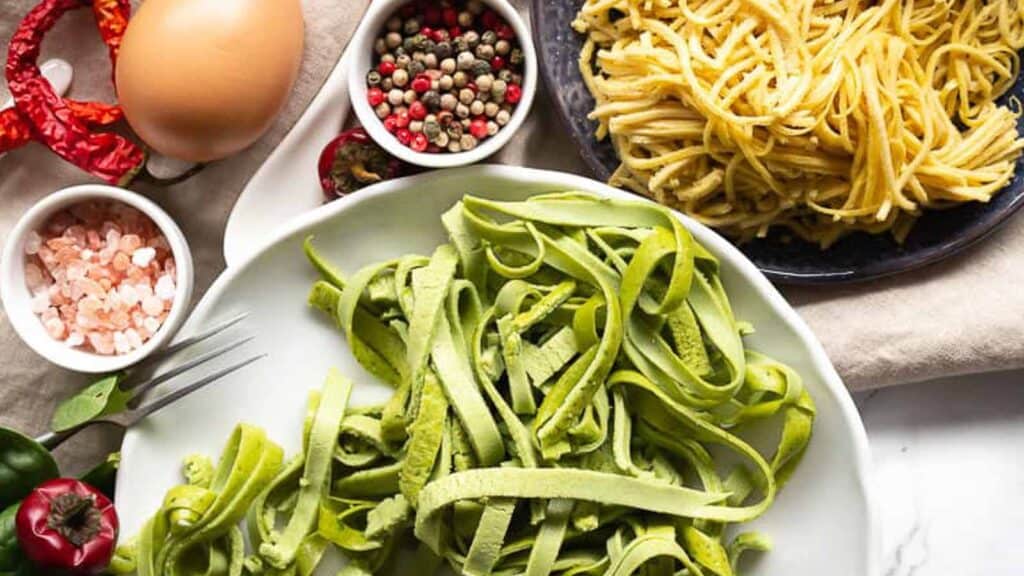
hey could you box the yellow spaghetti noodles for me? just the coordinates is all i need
[573,0,1024,246]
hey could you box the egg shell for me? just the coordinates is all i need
[115,0,304,163]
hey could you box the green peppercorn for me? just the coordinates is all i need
[403,37,417,52]
[423,39,437,54]
[471,59,492,77]
[434,41,452,59]
[423,90,441,109]
[497,69,513,83]
[481,31,498,46]
[396,55,411,70]
[495,40,511,56]
[424,119,442,140]
[366,70,383,86]
[394,46,407,57]
[412,33,428,52]
[408,60,426,76]
[452,36,469,53]
[403,19,420,35]
[510,48,524,66]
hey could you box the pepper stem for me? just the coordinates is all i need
[48,493,102,548]
[350,162,382,184]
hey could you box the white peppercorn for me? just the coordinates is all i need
[476,74,494,93]
[495,109,511,126]
[481,31,498,46]
[439,74,454,91]
[453,71,469,88]
[460,134,478,150]
[388,89,404,106]
[495,40,511,56]
[381,78,393,91]
[392,68,409,87]
[461,118,471,129]
[396,54,411,69]
[435,131,450,147]
[403,89,417,104]
[386,32,402,49]
[475,44,495,60]
[458,88,475,105]
[381,53,396,64]
[486,121,499,136]
[484,102,499,117]
[440,93,458,111]
[464,30,480,48]
[455,102,470,118]
[470,100,485,116]
[492,79,507,99]
[458,11,473,26]
[412,51,425,62]
[440,58,456,74]
[374,102,391,119]
[448,141,462,153]
[456,51,475,71]
[409,120,424,133]
[424,53,438,69]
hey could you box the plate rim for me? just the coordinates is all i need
[120,164,880,574]
[529,0,1024,286]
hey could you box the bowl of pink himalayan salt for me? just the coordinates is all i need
[1,185,194,373]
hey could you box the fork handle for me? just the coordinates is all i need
[35,424,87,450]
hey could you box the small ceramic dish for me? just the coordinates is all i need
[1,185,194,373]
[347,0,537,168]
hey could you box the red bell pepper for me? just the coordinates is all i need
[15,478,118,575]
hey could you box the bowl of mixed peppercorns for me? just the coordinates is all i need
[348,0,536,167]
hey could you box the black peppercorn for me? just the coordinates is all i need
[434,41,452,59]
[423,39,437,54]
[408,60,426,76]
[481,31,498,46]
[510,48,524,66]
[366,70,382,86]
[422,90,441,109]
[471,59,492,77]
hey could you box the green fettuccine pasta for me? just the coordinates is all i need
[301,192,816,575]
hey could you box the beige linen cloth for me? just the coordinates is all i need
[1,0,1022,471]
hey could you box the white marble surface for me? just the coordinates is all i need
[856,370,1024,576]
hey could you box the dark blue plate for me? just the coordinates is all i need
[531,0,1024,285]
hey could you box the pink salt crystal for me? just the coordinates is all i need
[88,332,115,355]
[105,228,121,248]
[24,231,42,255]
[66,260,86,280]
[40,307,58,322]
[64,225,87,247]
[164,258,176,277]
[111,309,131,330]
[136,283,153,299]
[25,262,44,288]
[142,295,163,317]
[148,236,169,251]
[119,284,139,307]
[58,303,76,320]
[119,234,142,253]
[132,247,156,268]
[113,331,131,354]
[44,317,65,339]
[66,331,85,347]
[87,229,102,250]
[30,292,50,314]
[154,275,175,301]
[112,252,130,272]
[55,247,78,263]
[48,285,67,307]
[125,328,143,350]
[81,249,94,261]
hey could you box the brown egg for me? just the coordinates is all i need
[115,0,304,163]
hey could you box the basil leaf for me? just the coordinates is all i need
[0,503,23,572]
[0,427,58,509]
[50,373,130,433]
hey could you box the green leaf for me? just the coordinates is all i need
[80,452,121,500]
[50,373,130,433]
[0,427,59,509]
[0,503,24,572]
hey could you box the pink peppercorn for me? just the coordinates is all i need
[491,56,505,71]
[424,6,441,25]
[395,109,411,128]
[470,118,488,139]
[383,115,399,133]
[506,83,523,104]
[396,128,412,145]
[409,101,428,120]
[379,60,396,76]
[482,10,498,28]
[496,24,515,40]
[442,7,458,27]
[367,87,385,106]
[410,132,429,152]
[411,75,432,93]
[448,26,462,39]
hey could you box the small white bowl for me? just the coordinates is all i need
[348,0,537,168]
[1,185,194,373]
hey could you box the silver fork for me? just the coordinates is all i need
[35,313,264,450]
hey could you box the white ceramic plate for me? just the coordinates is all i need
[117,165,879,575]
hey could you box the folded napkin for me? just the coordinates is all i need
[2,0,1022,472]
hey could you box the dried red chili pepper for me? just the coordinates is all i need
[5,0,145,185]
[318,127,407,200]
[15,478,118,575]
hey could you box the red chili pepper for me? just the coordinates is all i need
[4,0,145,185]
[317,127,405,200]
[15,479,118,575]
